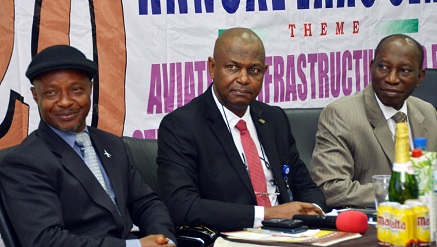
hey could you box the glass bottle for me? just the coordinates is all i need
[388,122,419,204]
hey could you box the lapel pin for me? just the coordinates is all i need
[259,119,265,124]
[104,150,112,158]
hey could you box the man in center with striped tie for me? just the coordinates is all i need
[157,27,328,232]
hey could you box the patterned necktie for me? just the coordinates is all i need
[235,120,271,207]
[75,132,109,194]
[392,112,407,123]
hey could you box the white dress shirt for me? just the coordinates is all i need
[375,93,414,149]
[211,86,278,228]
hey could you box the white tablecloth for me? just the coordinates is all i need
[214,237,284,247]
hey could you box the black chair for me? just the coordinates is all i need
[0,145,20,247]
[285,108,323,169]
[122,137,218,247]
[411,68,437,109]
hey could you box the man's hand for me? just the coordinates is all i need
[139,234,176,247]
[264,202,324,219]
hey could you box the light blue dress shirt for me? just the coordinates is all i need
[50,126,142,247]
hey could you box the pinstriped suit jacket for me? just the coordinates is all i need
[310,85,437,209]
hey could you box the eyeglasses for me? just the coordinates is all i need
[255,191,280,197]
[259,156,271,170]
[241,154,281,197]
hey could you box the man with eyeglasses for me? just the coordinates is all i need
[157,27,328,232]
[310,34,437,210]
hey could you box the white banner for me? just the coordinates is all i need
[0,0,436,146]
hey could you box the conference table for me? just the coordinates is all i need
[214,226,437,247]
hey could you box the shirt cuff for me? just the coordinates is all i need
[253,205,265,228]
[126,238,175,246]
[312,203,324,213]
[253,204,323,229]
[126,239,141,247]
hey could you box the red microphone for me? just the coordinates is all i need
[292,210,368,234]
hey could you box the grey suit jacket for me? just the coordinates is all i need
[0,121,176,247]
[310,85,437,209]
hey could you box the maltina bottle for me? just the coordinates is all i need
[388,122,419,203]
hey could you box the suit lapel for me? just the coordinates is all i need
[364,86,395,163]
[88,130,125,223]
[250,104,289,203]
[203,87,256,202]
[407,100,428,140]
[37,122,122,223]
[61,149,120,216]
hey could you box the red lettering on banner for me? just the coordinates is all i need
[287,21,360,38]
[304,23,312,36]
[288,24,296,37]
[335,22,345,35]
[353,21,360,33]
[321,22,327,36]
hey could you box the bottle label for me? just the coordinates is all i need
[433,170,437,193]
[393,162,415,175]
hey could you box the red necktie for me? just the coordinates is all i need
[235,120,271,207]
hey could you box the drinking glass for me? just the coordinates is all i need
[372,175,391,209]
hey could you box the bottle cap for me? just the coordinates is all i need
[411,148,423,157]
[413,137,427,150]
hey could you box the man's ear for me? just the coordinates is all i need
[369,60,374,70]
[208,56,215,80]
[416,69,426,88]
[31,87,38,103]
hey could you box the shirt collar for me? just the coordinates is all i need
[212,85,252,131]
[49,125,89,149]
[374,93,408,121]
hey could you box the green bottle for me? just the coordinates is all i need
[388,122,419,203]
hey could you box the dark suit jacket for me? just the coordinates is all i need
[0,121,176,247]
[157,86,328,232]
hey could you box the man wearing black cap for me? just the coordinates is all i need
[0,45,176,247]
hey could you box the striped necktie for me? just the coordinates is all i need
[392,112,407,123]
[75,132,109,194]
[235,120,271,207]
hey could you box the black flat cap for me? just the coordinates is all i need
[25,45,98,84]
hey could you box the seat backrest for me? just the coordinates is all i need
[122,137,216,247]
[0,145,21,247]
[122,137,159,192]
[411,68,437,109]
[122,108,323,178]
[284,108,323,169]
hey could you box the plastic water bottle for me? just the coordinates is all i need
[413,137,427,151]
